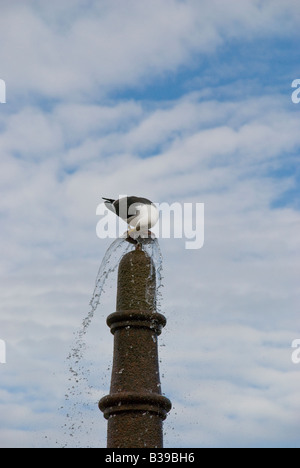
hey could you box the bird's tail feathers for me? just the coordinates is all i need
[102,197,115,204]
[103,197,117,214]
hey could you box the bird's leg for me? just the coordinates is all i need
[127,227,137,237]
[126,227,154,243]
[124,228,138,245]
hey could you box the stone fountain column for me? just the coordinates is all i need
[99,248,171,448]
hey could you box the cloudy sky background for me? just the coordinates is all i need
[0,0,300,448]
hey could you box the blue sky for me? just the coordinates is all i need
[0,0,300,448]
[112,35,300,102]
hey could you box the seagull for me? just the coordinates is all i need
[102,196,159,240]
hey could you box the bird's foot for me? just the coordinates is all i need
[124,232,138,245]
[124,229,155,247]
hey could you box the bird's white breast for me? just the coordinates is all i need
[129,204,159,230]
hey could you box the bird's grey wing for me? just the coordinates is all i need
[127,196,152,206]
[107,196,152,222]
[112,198,130,221]
[115,197,142,222]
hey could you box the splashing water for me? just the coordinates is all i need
[60,234,163,448]
[139,236,164,312]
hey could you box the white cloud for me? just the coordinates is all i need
[0,1,299,99]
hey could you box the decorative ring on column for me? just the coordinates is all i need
[99,392,172,420]
[107,310,167,335]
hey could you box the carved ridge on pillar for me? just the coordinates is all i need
[99,391,172,420]
[107,309,166,335]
